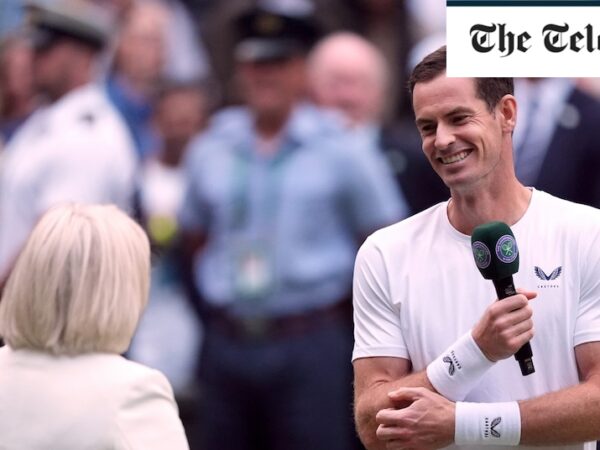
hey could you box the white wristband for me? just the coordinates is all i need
[455,401,521,446]
[426,332,495,401]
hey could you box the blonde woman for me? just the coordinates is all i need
[0,203,189,449]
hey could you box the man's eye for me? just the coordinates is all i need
[453,115,468,124]
[421,125,435,135]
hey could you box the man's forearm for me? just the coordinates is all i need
[359,377,600,449]
[519,376,600,445]
[355,370,434,450]
[518,341,600,445]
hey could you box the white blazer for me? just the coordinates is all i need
[0,346,189,450]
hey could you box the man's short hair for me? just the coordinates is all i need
[0,204,150,355]
[408,45,514,111]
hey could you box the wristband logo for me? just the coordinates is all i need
[472,241,491,269]
[443,356,456,375]
[491,417,502,438]
[443,350,463,376]
[496,235,518,264]
[484,416,502,439]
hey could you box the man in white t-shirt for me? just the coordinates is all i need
[352,45,600,450]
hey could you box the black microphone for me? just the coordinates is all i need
[471,221,535,376]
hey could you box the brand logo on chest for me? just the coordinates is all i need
[534,266,562,289]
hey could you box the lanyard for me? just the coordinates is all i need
[228,144,290,304]
[230,145,288,234]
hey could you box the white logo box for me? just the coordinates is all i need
[447,0,600,77]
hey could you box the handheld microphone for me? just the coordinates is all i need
[471,221,535,376]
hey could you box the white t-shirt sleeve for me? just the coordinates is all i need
[574,225,600,346]
[352,236,409,361]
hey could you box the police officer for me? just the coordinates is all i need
[179,5,404,450]
[0,0,136,280]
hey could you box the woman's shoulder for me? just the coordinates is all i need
[0,348,167,390]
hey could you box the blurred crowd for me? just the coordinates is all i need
[2,0,600,449]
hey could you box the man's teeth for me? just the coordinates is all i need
[441,151,469,164]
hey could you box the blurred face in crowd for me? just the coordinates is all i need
[0,39,34,109]
[156,87,206,159]
[115,3,166,90]
[412,74,516,193]
[309,33,386,127]
[33,40,79,102]
[237,55,306,120]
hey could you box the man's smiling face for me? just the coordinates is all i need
[413,74,508,192]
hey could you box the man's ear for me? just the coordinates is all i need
[498,94,517,133]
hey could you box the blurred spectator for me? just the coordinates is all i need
[0,203,189,450]
[179,5,403,450]
[308,31,447,215]
[160,0,211,83]
[128,79,209,446]
[354,0,411,120]
[308,31,388,129]
[0,33,36,144]
[0,0,136,282]
[106,1,168,161]
[141,80,209,239]
[197,0,410,117]
[513,77,600,208]
[105,0,212,161]
[129,81,209,385]
[197,0,316,107]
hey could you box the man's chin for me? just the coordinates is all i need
[34,85,61,103]
[437,170,473,191]
[251,102,291,117]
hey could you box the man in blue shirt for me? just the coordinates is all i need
[179,6,406,450]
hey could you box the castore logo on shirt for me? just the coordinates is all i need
[534,266,562,289]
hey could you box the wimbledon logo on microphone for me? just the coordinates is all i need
[495,234,518,263]
[446,0,600,77]
[472,241,492,269]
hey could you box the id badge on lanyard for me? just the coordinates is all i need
[233,239,274,301]
[229,150,284,303]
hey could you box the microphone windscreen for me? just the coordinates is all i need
[471,221,519,280]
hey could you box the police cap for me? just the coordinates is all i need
[234,6,320,62]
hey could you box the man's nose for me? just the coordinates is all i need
[434,123,455,150]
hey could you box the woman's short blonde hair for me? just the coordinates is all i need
[0,203,150,355]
